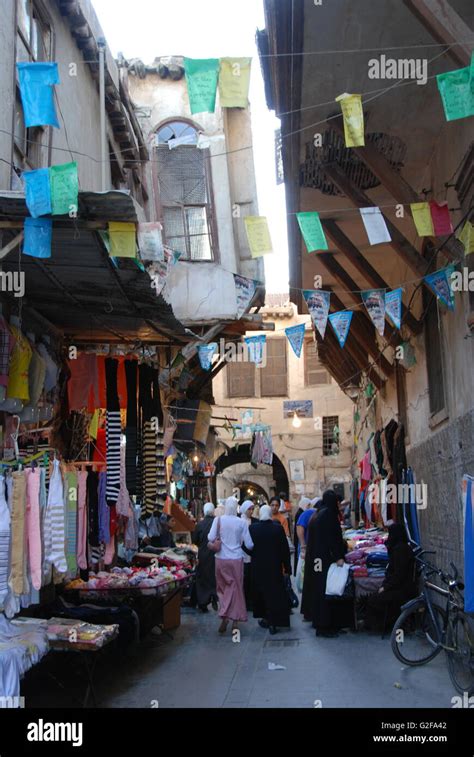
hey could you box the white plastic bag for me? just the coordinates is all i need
[296,554,305,593]
[325,562,350,596]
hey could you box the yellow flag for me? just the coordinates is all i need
[335,93,365,147]
[219,58,252,108]
[244,216,273,257]
[108,222,137,258]
[457,221,474,255]
[89,409,99,440]
[410,202,434,237]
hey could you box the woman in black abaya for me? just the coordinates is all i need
[301,489,346,637]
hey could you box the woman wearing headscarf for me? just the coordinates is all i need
[240,500,257,610]
[364,523,417,630]
[301,489,346,638]
[293,496,311,574]
[192,503,218,613]
[207,496,253,634]
[249,505,291,634]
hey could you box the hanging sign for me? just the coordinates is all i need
[150,248,176,295]
[328,310,353,348]
[50,162,78,216]
[108,222,137,258]
[23,168,51,218]
[233,274,257,318]
[385,288,403,330]
[436,59,474,122]
[302,289,330,338]
[410,202,434,237]
[16,62,60,128]
[361,289,386,336]
[457,221,474,255]
[23,217,52,259]
[184,58,219,114]
[424,266,455,311]
[197,342,218,370]
[296,212,328,252]
[244,334,266,364]
[219,58,252,108]
[335,93,365,147]
[429,201,453,236]
[359,207,391,245]
[137,222,164,262]
[285,323,305,358]
[244,216,273,257]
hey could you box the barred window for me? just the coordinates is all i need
[323,416,339,456]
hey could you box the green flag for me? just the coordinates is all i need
[296,212,328,252]
[50,161,78,215]
[436,57,474,122]
[184,58,219,114]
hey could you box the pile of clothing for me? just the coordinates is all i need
[0,615,49,697]
[344,528,388,579]
[65,564,188,592]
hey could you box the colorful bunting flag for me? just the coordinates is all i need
[233,274,257,318]
[285,323,306,358]
[108,222,137,258]
[302,289,330,338]
[23,168,51,218]
[385,288,403,330]
[436,58,474,122]
[137,222,164,262]
[457,221,474,255]
[50,162,78,216]
[410,202,434,237]
[244,216,273,257]
[359,207,391,245]
[429,201,453,236]
[219,58,252,108]
[198,342,218,370]
[335,93,365,147]
[424,266,455,311]
[244,334,266,364]
[328,310,353,348]
[23,217,52,259]
[16,62,60,128]
[296,212,328,252]
[184,58,219,114]
[361,289,386,336]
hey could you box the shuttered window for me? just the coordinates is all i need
[260,337,287,397]
[304,339,330,385]
[227,361,256,398]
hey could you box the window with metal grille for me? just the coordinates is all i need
[322,416,340,456]
[304,339,330,385]
[155,124,215,261]
[226,360,256,398]
[260,337,287,397]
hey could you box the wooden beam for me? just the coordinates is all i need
[323,162,429,277]
[0,232,23,260]
[329,117,464,263]
[322,219,423,334]
[403,0,473,68]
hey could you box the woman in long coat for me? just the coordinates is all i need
[249,505,291,634]
[192,502,217,612]
[301,489,346,637]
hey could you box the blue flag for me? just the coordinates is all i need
[328,310,353,348]
[285,323,305,357]
[23,168,52,218]
[385,288,403,330]
[244,334,266,364]
[198,343,218,370]
[23,217,52,258]
[424,267,455,311]
[17,62,60,128]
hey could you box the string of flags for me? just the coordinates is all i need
[183,57,252,113]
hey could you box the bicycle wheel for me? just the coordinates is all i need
[391,601,445,666]
[446,612,474,695]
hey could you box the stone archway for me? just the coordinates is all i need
[213,444,290,502]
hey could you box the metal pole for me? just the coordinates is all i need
[97,38,107,192]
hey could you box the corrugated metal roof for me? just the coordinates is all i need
[0,189,142,223]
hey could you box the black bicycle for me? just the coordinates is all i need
[391,548,474,695]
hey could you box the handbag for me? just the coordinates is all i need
[325,562,350,596]
[208,517,222,553]
[284,574,299,608]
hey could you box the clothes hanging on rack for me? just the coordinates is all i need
[105,358,121,506]
[124,359,138,495]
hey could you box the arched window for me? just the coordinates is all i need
[155,121,215,261]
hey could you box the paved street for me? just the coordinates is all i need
[99,605,455,709]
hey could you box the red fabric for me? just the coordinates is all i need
[429,201,453,236]
[68,354,98,411]
[92,427,106,463]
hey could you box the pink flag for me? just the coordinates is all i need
[429,201,453,236]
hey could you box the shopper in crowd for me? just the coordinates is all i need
[192,502,218,613]
[207,496,253,634]
[301,489,346,638]
[270,496,290,538]
[155,514,176,548]
[214,503,225,517]
[363,523,417,631]
[292,496,311,573]
[249,505,291,634]
[240,500,258,610]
